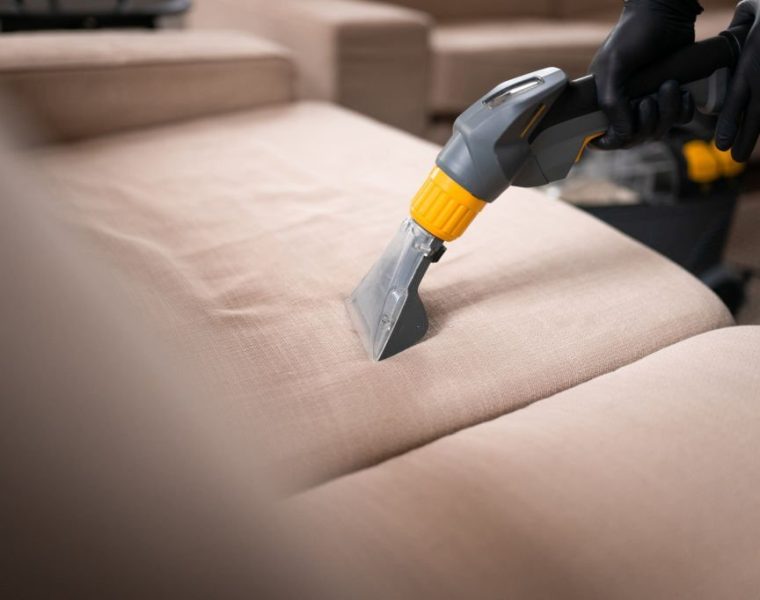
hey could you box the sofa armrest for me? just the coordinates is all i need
[0,30,294,141]
[190,0,432,135]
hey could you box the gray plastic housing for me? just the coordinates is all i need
[513,68,732,188]
[512,110,607,188]
[437,65,731,196]
[436,67,568,202]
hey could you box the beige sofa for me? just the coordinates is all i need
[2,30,759,598]
[189,0,432,134]
[190,0,738,135]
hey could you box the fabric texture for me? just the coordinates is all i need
[374,0,553,20]
[185,0,737,129]
[694,8,741,39]
[0,30,293,141]
[430,20,612,113]
[569,6,735,35]
[0,129,317,600]
[292,326,760,600]
[190,0,431,134]
[551,0,733,20]
[429,4,735,115]
[553,0,621,19]
[34,102,731,492]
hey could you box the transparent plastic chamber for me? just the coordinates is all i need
[346,219,442,361]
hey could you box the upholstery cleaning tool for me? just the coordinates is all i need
[347,28,747,361]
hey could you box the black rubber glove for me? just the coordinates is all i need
[716,0,760,162]
[589,0,702,149]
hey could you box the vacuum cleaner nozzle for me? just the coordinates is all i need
[346,36,744,360]
[346,218,444,361]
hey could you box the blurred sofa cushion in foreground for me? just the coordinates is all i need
[1,29,758,598]
[0,134,311,600]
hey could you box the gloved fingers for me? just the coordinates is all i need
[593,79,637,150]
[633,96,659,143]
[588,0,698,152]
[624,82,694,147]
[724,2,760,162]
[594,103,636,149]
[676,90,695,125]
[716,13,760,156]
[731,105,760,162]
[715,74,750,152]
[591,53,637,150]
[652,80,683,139]
[594,105,636,149]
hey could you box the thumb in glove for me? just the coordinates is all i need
[715,0,760,162]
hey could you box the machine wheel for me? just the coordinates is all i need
[700,265,749,315]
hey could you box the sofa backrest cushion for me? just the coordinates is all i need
[379,0,553,20]
[0,30,294,141]
[556,0,738,20]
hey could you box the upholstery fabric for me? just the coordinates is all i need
[0,133,315,600]
[694,9,738,40]
[578,8,737,37]
[430,20,612,113]
[551,0,733,20]
[190,0,431,134]
[186,0,740,130]
[35,102,731,492]
[429,8,736,115]
[374,0,553,20]
[0,31,293,141]
[292,326,760,600]
[553,0,620,19]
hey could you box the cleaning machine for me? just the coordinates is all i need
[347,25,749,361]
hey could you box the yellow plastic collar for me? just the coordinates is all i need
[410,167,487,242]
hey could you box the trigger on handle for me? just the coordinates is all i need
[575,131,605,163]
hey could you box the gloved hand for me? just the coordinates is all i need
[589,0,702,149]
[716,0,760,162]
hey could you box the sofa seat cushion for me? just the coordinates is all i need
[292,326,760,599]
[430,20,612,114]
[35,102,730,492]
